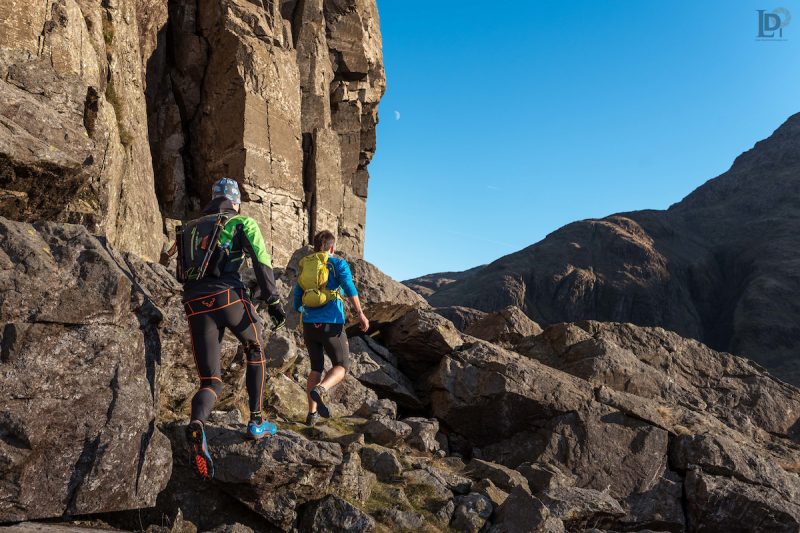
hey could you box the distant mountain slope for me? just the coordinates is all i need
[405,113,800,385]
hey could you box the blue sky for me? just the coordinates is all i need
[363,0,800,281]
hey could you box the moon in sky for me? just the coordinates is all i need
[394,110,401,120]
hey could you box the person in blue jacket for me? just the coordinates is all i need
[293,230,369,426]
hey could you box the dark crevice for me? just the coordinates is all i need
[666,432,691,532]
[64,436,102,517]
[135,419,156,495]
[146,0,212,220]
[302,132,316,243]
[83,86,99,137]
[1,323,18,363]
[105,364,121,424]
[289,0,304,47]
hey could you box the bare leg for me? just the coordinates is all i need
[307,370,322,413]
[320,365,346,391]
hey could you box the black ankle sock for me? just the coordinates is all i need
[250,412,263,424]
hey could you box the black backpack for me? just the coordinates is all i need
[175,214,229,282]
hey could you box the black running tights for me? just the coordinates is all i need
[184,288,265,423]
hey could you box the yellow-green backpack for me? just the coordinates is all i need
[298,252,341,308]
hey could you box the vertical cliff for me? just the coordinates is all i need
[0,0,385,264]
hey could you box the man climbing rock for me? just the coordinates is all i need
[177,178,286,479]
[294,230,370,426]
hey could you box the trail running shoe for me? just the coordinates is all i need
[305,411,320,427]
[186,421,214,479]
[247,419,277,440]
[309,385,330,418]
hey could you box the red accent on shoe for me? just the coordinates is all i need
[193,446,209,478]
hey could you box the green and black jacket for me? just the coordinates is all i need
[182,197,278,302]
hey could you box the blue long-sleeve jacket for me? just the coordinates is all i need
[293,255,358,324]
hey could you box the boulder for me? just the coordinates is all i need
[403,469,456,523]
[473,478,509,508]
[359,445,403,482]
[517,462,575,493]
[422,464,473,495]
[402,457,473,495]
[539,487,625,527]
[429,340,594,445]
[434,306,487,331]
[450,493,493,533]
[685,469,800,533]
[354,397,398,420]
[328,374,381,417]
[374,508,426,530]
[483,405,675,519]
[670,433,800,497]
[332,452,376,504]
[266,373,309,422]
[403,417,441,453]
[361,416,412,447]
[299,495,375,532]
[464,305,543,345]
[464,459,530,494]
[372,305,463,378]
[490,486,565,533]
[204,426,343,530]
[265,330,299,374]
[0,219,171,522]
[670,433,800,531]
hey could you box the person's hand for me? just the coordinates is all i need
[357,312,369,332]
[266,299,286,331]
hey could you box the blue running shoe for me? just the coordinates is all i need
[186,421,214,479]
[247,419,277,440]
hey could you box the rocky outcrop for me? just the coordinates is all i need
[0,0,164,261]
[206,427,343,529]
[0,0,385,266]
[148,0,385,264]
[464,305,542,345]
[0,218,171,521]
[406,113,800,386]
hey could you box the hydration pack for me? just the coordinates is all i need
[175,214,230,283]
[297,252,341,308]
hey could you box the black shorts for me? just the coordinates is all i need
[303,323,350,373]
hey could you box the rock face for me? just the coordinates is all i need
[406,113,800,385]
[147,0,385,263]
[0,218,171,521]
[0,0,164,261]
[0,0,385,265]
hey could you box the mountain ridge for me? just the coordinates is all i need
[406,112,800,385]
